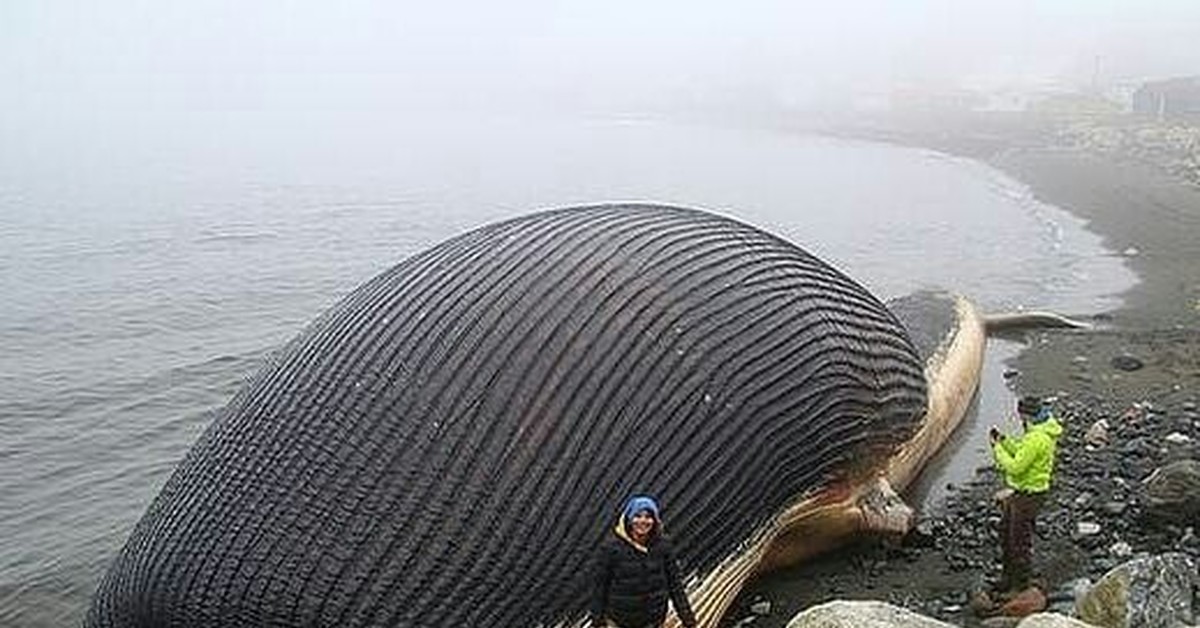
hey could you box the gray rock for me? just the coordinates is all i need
[1143,460,1200,522]
[785,600,955,627]
[1014,613,1094,627]
[1122,438,1147,456]
[1076,552,1198,628]
[1109,541,1133,558]
[1045,599,1077,618]
[1165,432,1191,445]
[1103,501,1128,516]
[1111,354,1145,371]
[1070,577,1093,603]
[1086,420,1111,447]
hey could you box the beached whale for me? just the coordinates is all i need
[86,204,986,628]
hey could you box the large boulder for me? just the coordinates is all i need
[1015,613,1096,627]
[1076,553,1198,627]
[1142,459,1200,523]
[785,601,954,627]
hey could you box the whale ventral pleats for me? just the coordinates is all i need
[87,204,928,628]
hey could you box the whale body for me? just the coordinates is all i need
[87,204,973,628]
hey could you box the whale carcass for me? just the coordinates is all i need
[87,204,986,627]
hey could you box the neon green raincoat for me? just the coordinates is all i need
[992,416,1063,493]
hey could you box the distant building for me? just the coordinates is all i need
[1133,77,1200,120]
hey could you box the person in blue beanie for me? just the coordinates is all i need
[590,495,697,628]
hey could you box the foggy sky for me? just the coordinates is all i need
[3,1,1199,129]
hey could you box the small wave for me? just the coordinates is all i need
[195,230,280,244]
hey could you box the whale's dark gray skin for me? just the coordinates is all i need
[87,204,928,628]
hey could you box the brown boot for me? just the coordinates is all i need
[999,586,1047,617]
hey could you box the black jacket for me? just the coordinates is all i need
[590,533,697,628]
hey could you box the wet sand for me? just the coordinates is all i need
[995,148,1200,329]
[724,123,1200,626]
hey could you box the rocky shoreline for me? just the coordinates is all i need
[722,114,1200,627]
[723,339,1200,627]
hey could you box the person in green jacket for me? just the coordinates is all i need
[989,395,1063,593]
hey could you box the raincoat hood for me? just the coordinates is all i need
[1031,416,1063,437]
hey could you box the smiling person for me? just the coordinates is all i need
[590,495,698,628]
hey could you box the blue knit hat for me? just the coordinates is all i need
[622,495,660,523]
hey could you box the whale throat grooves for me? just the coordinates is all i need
[87,204,927,627]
